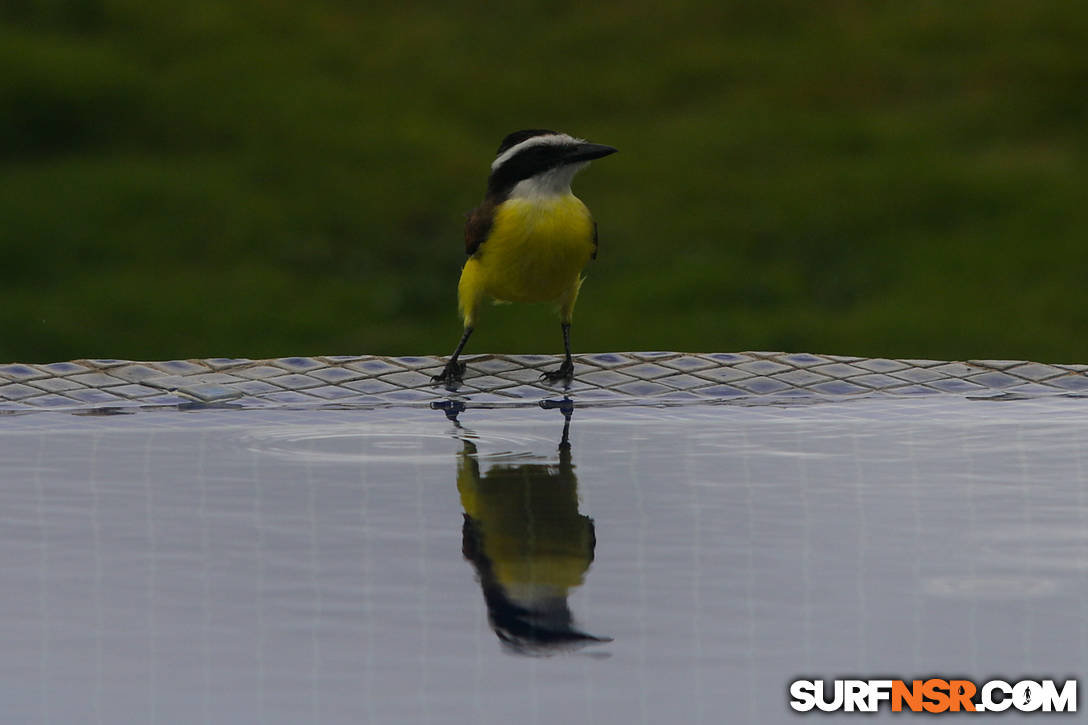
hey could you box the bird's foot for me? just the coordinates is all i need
[540,359,574,383]
[432,360,466,387]
[430,399,466,423]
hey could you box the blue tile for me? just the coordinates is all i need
[622,363,675,380]
[153,360,208,374]
[109,384,161,398]
[778,353,828,367]
[696,367,753,384]
[230,396,278,408]
[1051,375,1088,391]
[0,364,45,381]
[810,380,869,396]
[230,380,284,395]
[38,362,91,376]
[1006,363,1065,381]
[274,356,325,372]
[112,364,168,383]
[705,353,753,363]
[0,383,42,400]
[346,359,405,374]
[736,360,792,376]
[967,359,1027,370]
[237,365,288,380]
[734,376,792,394]
[811,363,867,378]
[581,370,638,387]
[65,389,124,404]
[392,356,441,369]
[462,375,516,392]
[851,373,905,389]
[891,367,946,384]
[176,384,242,402]
[583,353,635,368]
[205,358,251,369]
[379,370,434,388]
[26,394,80,407]
[344,379,398,394]
[657,374,712,390]
[7,353,1088,414]
[70,372,125,387]
[927,378,986,393]
[466,357,519,373]
[660,355,717,372]
[142,375,191,390]
[854,358,909,373]
[615,381,671,396]
[774,369,832,387]
[142,394,189,406]
[186,372,245,385]
[967,371,1022,389]
[1000,382,1061,396]
[306,385,365,400]
[697,384,748,397]
[269,374,324,390]
[929,363,985,378]
[28,377,85,393]
[505,354,555,366]
[309,366,364,383]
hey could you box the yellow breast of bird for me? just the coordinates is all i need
[458,462,594,591]
[478,194,595,303]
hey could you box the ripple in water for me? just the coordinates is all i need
[239,421,553,464]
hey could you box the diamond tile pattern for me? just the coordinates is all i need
[0,352,1084,413]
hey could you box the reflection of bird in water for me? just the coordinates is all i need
[453,404,611,655]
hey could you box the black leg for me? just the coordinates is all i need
[541,322,574,382]
[430,399,466,424]
[540,397,574,451]
[559,398,573,451]
[433,326,473,386]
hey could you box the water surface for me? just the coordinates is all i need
[1,397,1086,723]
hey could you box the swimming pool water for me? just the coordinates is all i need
[1,397,1085,723]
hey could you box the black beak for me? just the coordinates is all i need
[565,142,618,163]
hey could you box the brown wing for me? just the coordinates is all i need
[464,200,495,256]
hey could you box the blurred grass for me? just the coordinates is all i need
[2,0,1086,363]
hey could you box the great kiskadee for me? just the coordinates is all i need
[455,403,611,654]
[433,129,617,385]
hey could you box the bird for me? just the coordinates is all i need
[432,129,617,386]
[453,402,611,654]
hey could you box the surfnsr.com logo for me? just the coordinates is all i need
[789,678,1076,713]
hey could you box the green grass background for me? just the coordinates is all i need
[3,0,1086,363]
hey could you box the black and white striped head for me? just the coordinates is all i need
[487,129,617,199]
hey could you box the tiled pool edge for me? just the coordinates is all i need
[2,352,1087,414]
